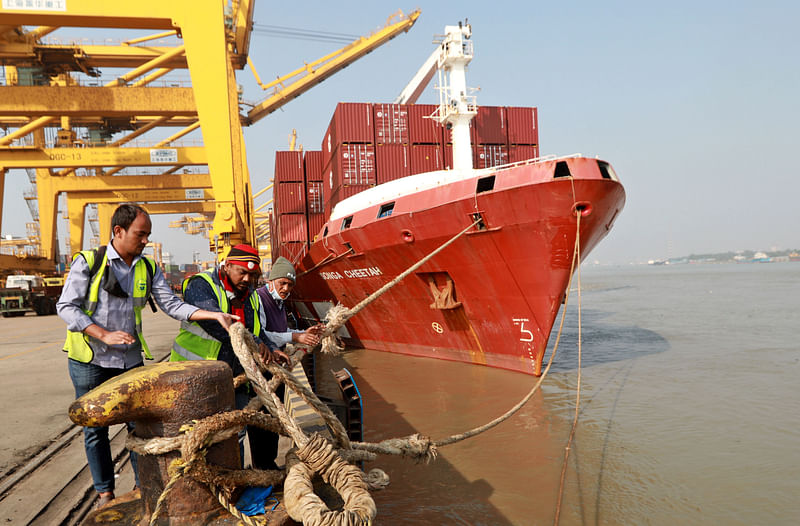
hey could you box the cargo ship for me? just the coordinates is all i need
[272,23,626,375]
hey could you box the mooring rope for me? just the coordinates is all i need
[315,218,482,354]
[554,211,583,525]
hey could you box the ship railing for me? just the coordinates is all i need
[489,152,585,173]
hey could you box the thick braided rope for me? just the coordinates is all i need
[230,324,377,525]
[317,219,481,354]
[262,358,351,449]
[210,483,268,526]
[283,436,375,526]
[179,411,285,490]
[126,427,240,456]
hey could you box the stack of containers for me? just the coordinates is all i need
[374,103,411,183]
[304,150,325,243]
[506,106,540,163]
[273,151,307,262]
[321,103,376,219]
[471,106,509,169]
[408,104,446,175]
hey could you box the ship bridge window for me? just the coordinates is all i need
[341,216,353,230]
[378,202,394,218]
[476,175,495,193]
[597,161,617,180]
[554,161,571,178]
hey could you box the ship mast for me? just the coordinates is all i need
[435,22,477,171]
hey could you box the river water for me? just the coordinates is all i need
[324,263,799,525]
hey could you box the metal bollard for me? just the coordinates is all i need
[69,361,240,525]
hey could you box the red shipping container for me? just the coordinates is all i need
[304,150,324,182]
[274,181,306,215]
[274,151,304,183]
[408,104,445,144]
[322,102,374,161]
[373,103,409,144]
[410,144,443,175]
[278,213,308,243]
[474,144,509,169]
[376,144,410,183]
[326,143,376,188]
[508,144,540,163]
[306,181,324,215]
[506,106,539,145]
[308,213,326,242]
[276,241,306,264]
[443,143,453,170]
[472,106,507,145]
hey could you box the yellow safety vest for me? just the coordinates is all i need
[170,270,262,362]
[63,248,155,363]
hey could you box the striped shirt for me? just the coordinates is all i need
[57,242,198,369]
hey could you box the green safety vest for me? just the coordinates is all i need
[170,270,262,362]
[63,248,156,363]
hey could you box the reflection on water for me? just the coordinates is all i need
[318,264,799,525]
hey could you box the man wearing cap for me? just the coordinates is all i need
[171,244,288,470]
[256,256,323,349]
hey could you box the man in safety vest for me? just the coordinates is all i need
[57,204,239,508]
[171,243,289,470]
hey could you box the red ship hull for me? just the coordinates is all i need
[290,156,625,375]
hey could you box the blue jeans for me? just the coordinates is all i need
[68,358,142,493]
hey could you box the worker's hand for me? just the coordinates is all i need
[99,330,136,346]
[213,312,240,330]
[307,323,325,336]
[271,348,291,369]
[258,342,272,364]
[293,330,320,347]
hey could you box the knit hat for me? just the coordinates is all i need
[224,244,260,271]
[269,256,296,283]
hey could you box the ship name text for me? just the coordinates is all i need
[320,266,383,280]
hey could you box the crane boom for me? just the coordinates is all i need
[246,9,420,125]
[393,46,439,104]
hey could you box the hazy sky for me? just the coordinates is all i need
[2,1,798,264]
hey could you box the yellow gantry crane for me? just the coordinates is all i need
[0,1,419,271]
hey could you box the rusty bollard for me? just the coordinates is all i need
[69,361,240,525]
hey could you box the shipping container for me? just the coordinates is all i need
[472,106,507,145]
[376,144,410,183]
[304,150,324,182]
[275,241,306,265]
[274,151,304,183]
[373,103,409,144]
[443,143,453,170]
[408,104,445,144]
[508,144,540,163]
[274,181,306,215]
[325,143,376,189]
[322,102,374,166]
[278,213,308,243]
[306,181,324,215]
[506,106,539,145]
[308,213,326,242]
[474,144,509,169]
[410,144,443,175]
